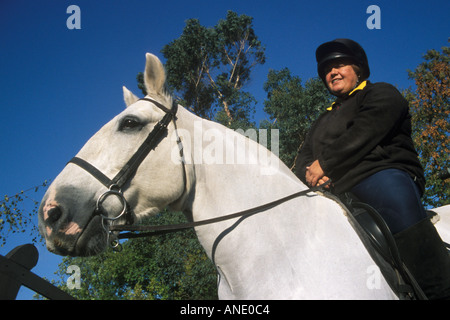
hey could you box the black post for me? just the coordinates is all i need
[0,244,75,300]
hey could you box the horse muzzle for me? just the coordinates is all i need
[38,188,109,256]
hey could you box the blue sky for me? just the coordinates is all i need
[1,0,449,299]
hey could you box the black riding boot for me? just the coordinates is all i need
[394,218,450,300]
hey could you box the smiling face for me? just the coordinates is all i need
[324,58,360,97]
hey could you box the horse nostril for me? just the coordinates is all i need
[47,206,63,223]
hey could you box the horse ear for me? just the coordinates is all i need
[122,86,139,107]
[143,53,167,96]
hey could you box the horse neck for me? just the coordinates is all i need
[175,105,306,228]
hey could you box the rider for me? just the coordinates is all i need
[295,38,450,299]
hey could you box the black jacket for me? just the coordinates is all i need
[295,81,425,194]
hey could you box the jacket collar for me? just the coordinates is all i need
[348,80,368,95]
[327,80,368,111]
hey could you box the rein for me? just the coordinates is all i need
[110,181,331,240]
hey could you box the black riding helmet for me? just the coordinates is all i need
[316,39,370,82]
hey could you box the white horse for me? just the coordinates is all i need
[433,205,450,244]
[38,53,449,300]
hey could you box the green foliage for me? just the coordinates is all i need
[262,69,333,168]
[407,44,449,208]
[0,181,49,247]
[54,211,218,300]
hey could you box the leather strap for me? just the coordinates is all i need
[110,181,331,238]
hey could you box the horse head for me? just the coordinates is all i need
[38,54,188,256]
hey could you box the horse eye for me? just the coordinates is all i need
[119,118,142,131]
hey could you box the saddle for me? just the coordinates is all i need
[330,192,430,300]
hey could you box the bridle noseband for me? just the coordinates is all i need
[68,97,178,250]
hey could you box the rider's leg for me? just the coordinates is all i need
[351,169,450,299]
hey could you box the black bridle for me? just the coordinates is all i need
[68,97,178,249]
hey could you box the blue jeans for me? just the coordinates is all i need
[350,169,427,235]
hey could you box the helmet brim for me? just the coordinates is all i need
[316,39,370,81]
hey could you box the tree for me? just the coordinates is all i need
[158,10,265,128]
[53,211,218,300]
[407,44,449,208]
[262,69,333,169]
